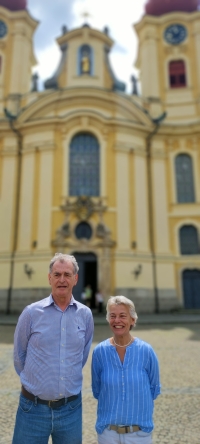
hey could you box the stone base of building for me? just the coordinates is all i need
[0,288,50,314]
[0,287,181,315]
[115,288,181,313]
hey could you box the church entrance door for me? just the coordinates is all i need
[183,269,200,309]
[72,252,97,308]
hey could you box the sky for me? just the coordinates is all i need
[27,0,147,93]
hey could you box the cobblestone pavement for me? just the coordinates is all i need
[0,323,200,444]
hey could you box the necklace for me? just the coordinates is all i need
[113,336,133,348]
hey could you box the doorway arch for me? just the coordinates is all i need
[72,252,97,307]
[183,269,200,309]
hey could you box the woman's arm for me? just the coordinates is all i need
[147,346,161,400]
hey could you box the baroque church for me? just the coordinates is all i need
[0,0,200,313]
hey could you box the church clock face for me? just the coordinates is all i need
[0,21,8,39]
[164,24,187,45]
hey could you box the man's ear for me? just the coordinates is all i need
[74,274,78,286]
[48,273,51,285]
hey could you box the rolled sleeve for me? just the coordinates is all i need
[147,347,161,400]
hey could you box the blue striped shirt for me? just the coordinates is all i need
[92,338,161,434]
[14,295,94,400]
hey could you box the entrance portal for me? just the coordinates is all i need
[183,269,200,309]
[72,252,97,307]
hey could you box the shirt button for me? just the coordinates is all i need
[62,328,64,331]
[60,393,63,396]
[61,377,63,380]
[61,360,64,363]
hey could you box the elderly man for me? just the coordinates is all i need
[12,253,94,444]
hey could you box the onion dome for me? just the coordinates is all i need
[145,0,199,16]
[0,0,26,11]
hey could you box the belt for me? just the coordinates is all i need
[109,425,140,434]
[21,386,78,409]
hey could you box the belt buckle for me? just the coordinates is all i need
[48,399,59,408]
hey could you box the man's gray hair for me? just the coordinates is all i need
[106,295,138,327]
[49,253,79,274]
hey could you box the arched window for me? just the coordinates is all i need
[69,133,100,196]
[78,45,93,75]
[179,225,199,255]
[169,60,186,88]
[175,154,195,203]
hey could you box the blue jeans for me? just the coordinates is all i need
[12,392,82,444]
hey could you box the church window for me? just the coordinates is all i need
[175,154,195,203]
[169,60,186,88]
[69,133,100,196]
[78,45,93,75]
[179,225,199,255]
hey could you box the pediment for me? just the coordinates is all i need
[18,88,152,130]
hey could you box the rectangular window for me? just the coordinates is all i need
[169,60,186,88]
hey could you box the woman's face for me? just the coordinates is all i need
[108,304,135,337]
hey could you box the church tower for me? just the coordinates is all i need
[0,0,38,114]
[134,0,200,122]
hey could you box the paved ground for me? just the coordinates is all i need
[0,321,200,444]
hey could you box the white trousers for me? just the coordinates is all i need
[97,428,153,444]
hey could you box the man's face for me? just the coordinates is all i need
[48,260,78,302]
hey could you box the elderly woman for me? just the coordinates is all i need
[92,296,161,444]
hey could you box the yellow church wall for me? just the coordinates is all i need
[31,148,40,251]
[157,263,175,289]
[115,260,153,289]
[134,153,149,253]
[115,149,130,250]
[18,151,35,252]
[129,150,135,247]
[152,156,170,254]
[194,20,200,94]
[13,260,51,289]
[52,129,63,207]
[106,132,116,208]
[37,148,54,252]
[0,153,16,252]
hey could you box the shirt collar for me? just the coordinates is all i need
[42,294,78,308]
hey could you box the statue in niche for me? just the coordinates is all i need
[80,46,91,74]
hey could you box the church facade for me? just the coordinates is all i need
[0,0,200,313]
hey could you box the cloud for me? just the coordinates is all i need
[27,0,76,51]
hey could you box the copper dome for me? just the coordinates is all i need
[0,0,26,11]
[145,0,199,16]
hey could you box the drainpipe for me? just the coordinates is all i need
[146,112,167,314]
[4,110,23,314]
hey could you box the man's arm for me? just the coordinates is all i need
[82,310,94,367]
[14,307,32,376]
